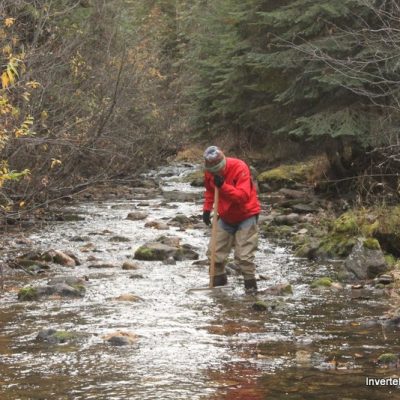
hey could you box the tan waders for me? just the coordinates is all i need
[207,217,258,291]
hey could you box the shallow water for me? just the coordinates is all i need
[0,164,399,400]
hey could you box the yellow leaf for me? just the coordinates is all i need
[26,81,41,89]
[22,92,30,101]
[19,201,25,208]
[6,69,15,85]
[1,72,9,88]
[2,44,12,55]
[4,18,15,28]
[50,158,62,169]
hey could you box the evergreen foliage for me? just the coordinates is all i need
[181,0,400,174]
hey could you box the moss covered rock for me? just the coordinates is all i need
[311,277,333,288]
[316,234,357,259]
[377,353,398,364]
[257,158,320,190]
[183,170,204,187]
[134,246,159,261]
[18,287,39,301]
[36,329,76,344]
[363,238,380,250]
[134,241,199,261]
[252,301,268,311]
[344,239,388,280]
[333,213,359,235]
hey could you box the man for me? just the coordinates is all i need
[202,145,261,292]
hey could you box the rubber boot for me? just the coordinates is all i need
[244,278,257,294]
[212,273,228,287]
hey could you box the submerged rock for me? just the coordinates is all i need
[88,263,118,269]
[109,236,130,242]
[114,293,143,302]
[36,329,76,344]
[377,353,398,365]
[15,249,79,268]
[44,250,78,267]
[126,211,148,221]
[259,283,293,296]
[122,261,140,270]
[252,301,268,311]
[134,238,199,262]
[18,287,39,301]
[104,331,138,346]
[18,278,86,301]
[144,220,169,230]
[134,243,177,261]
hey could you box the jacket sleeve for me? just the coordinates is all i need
[203,173,214,211]
[220,164,252,203]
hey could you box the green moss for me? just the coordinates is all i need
[333,213,359,235]
[183,170,204,187]
[363,238,381,250]
[17,287,39,301]
[53,331,75,343]
[294,243,311,258]
[257,159,318,188]
[134,246,156,261]
[360,220,379,237]
[110,236,130,242]
[282,284,293,295]
[377,206,400,234]
[318,234,356,258]
[311,277,333,288]
[377,353,398,364]
[384,254,397,267]
[252,301,268,311]
[72,284,86,293]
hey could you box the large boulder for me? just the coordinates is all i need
[343,238,388,280]
[257,158,321,191]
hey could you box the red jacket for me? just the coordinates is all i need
[203,157,261,224]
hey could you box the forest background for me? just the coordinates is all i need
[1,0,400,221]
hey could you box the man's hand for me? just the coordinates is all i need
[214,175,224,188]
[203,210,211,226]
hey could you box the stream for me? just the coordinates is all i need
[0,163,399,400]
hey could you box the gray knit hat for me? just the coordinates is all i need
[204,146,226,173]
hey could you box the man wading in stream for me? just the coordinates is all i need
[202,146,261,292]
